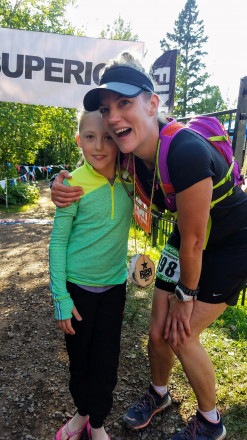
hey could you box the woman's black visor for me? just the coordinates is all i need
[83,66,154,111]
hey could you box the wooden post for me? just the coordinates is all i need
[232,76,247,167]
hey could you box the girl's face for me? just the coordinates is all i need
[77,112,118,179]
[98,91,159,158]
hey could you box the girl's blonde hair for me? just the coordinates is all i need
[75,108,92,167]
[77,108,91,136]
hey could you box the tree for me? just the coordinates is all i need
[35,107,80,166]
[0,0,81,34]
[0,102,42,178]
[160,0,210,116]
[0,0,83,178]
[192,85,226,115]
[99,15,139,41]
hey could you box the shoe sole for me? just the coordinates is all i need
[124,395,172,430]
[216,426,227,440]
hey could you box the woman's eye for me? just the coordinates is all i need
[99,107,108,114]
[120,99,129,107]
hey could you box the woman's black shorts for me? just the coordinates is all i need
[155,228,247,306]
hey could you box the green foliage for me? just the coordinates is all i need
[34,106,81,167]
[192,85,226,115]
[160,0,225,117]
[128,224,161,266]
[210,297,247,340]
[0,102,81,179]
[0,1,83,178]
[0,0,81,35]
[0,102,41,178]
[99,15,139,41]
[0,181,39,205]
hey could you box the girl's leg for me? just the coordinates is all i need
[87,283,126,432]
[63,283,98,437]
[59,413,89,440]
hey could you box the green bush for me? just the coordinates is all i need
[0,181,39,205]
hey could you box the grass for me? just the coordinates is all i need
[125,225,247,439]
[0,204,31,215]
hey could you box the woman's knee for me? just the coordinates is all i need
[168,333,200,357]
[148,325,166,349]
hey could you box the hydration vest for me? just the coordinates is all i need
[122,116,244,214]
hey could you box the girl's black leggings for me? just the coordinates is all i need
[65,281,126,428]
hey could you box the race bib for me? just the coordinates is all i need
[156,243,180,284]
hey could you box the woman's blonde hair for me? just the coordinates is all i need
[103,52,166,123]
[104,52,155,100]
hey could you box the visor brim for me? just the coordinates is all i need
[83,82,143,111]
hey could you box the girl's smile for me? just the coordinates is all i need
[76,112,118,179]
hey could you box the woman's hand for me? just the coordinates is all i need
[58,305,82,335]
[164,293,194,346]
[51,170,83,207]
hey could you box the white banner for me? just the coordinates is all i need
[0,28,144,108]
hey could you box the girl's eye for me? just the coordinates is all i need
[105,135,114,141]
[85,134,94,140]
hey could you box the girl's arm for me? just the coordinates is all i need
[51,170,83,207]
[49,193,82,332]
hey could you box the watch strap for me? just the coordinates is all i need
[177,280,199,297]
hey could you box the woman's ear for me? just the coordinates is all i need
[149,94,160,116]
[76,135,82,148]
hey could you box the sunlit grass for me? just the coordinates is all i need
[0,204,31,214]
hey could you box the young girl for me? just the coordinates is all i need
[49,110,133,440]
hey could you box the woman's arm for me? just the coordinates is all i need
[164,177,213,344]
[51,170,83,207]
[176,176,212,289]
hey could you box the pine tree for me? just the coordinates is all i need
[160,0,209,116]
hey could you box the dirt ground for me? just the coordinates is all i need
[0,181,183,440]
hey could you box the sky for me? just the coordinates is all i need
[66,0,247,106]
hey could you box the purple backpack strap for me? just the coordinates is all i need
[157,118,186,212]
[187,116,244,186]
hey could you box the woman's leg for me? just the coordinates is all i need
[148,287,175,386]
[169,299,227,411]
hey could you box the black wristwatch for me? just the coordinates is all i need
[175,280,199,302]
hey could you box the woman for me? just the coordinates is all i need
[51,52,247,440]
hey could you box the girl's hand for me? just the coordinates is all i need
[164,293,194,346]
[58,305,82,335]
[51,170,83,207]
